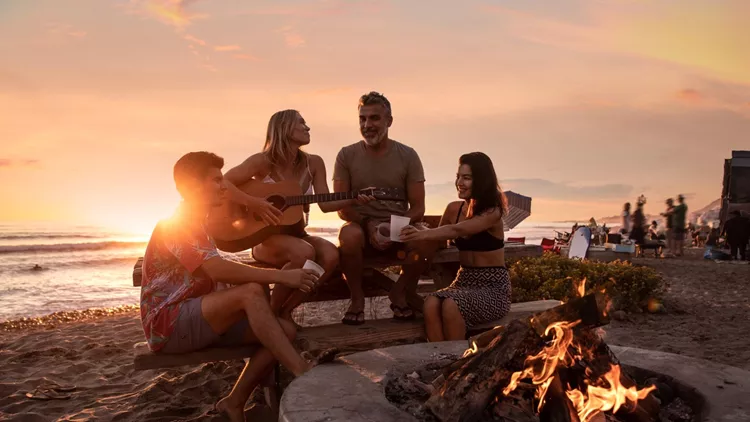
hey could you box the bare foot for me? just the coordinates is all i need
[216,397,246,422]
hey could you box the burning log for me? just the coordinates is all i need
[425,319,543,421]
[426,293,656,422]
[528,293,610,337]
[538,371,580,422]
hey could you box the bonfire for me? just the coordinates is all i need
[388,280,682,422]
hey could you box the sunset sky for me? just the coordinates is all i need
[2,0,749,234]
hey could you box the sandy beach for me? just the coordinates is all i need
[2,254,749,421]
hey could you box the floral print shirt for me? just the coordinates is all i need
[140,208,219,351]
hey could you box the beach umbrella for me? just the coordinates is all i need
[503,191,532,230]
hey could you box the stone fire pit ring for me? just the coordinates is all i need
[280,342,749,422]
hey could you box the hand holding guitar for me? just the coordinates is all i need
[278,268,319,293]
[354,187,379,206]
[245,196,283,226]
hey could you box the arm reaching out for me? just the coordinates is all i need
[401,208,502,242]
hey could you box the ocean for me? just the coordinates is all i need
[0,220,574,322]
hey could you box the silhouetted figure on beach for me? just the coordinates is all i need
[722,211,750,261]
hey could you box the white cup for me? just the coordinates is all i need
[390,215,412,242]
[302,259,325,278]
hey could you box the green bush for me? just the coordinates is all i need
[508,252,665,311]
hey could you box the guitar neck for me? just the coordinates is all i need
[285,191,360,206]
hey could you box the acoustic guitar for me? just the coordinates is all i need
[208,179,405,252]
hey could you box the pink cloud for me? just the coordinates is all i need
[278,26,306,48]
[232,53,260,61]
[0,159,39,168]
[183,34,207,46]
[45,23,88,39]
[676,89,704,104]
[241,0,387,18]
[139,0,207,29]
[214,45,241,52]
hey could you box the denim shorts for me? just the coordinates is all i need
[160,297,249,354]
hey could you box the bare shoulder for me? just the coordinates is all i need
[444,201,464,218]
[308,153,325,168]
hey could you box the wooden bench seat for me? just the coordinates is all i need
[133,300,561,371]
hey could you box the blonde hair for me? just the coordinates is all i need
[263,109,308,173]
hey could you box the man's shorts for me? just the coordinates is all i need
[160,297,249,354]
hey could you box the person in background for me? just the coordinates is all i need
[630,200,646,245]
[722,211,750,261]
[672,195,688,257]
[661,198,675,256]
[400,152,510,342]
[648,221,659,239]
[620,203,631,235]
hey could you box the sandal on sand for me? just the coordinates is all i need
[341,311,365,326]
[390,304,416,321]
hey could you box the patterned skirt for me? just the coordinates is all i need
[431,266,512,328]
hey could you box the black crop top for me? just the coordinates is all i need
[451,203,505,252]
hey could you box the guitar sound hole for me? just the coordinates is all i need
[250,195,286,222]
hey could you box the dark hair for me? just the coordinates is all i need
[358,91,392,116]
[624,202,631,211]
[173,151,224,198]
[458,152,507,218]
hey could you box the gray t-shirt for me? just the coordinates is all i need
[333,140,425,221]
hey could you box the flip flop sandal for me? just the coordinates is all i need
[341,311,365,326]
[390,304,416,321]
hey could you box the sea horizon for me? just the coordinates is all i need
[0,219,576,322]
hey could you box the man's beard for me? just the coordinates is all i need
[362,131,384,146]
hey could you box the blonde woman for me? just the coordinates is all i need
[223,110,372,324]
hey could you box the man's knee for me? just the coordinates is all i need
[339,223,365,253]
[285,241,316,266]
[238,283,267,303]
[319,246,340,271]
[277,318,297,341]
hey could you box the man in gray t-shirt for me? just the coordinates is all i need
[333,91,437,325]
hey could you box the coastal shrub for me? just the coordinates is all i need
[508,253,664,311]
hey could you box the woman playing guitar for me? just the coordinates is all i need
[223,109,373,324]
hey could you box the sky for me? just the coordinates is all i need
[1,0,749,234]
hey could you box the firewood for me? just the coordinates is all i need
[425,319,543,422]
[468,324,506,350]
[538,371,580,422]
[425,294,628,422]
[528,293,610,337]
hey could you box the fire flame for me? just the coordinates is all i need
[501,319,655,422]
[574,278,586,297]
[463,340,479,358]
[566,365,656,421]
